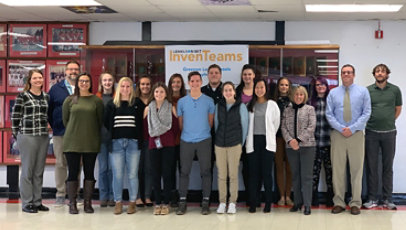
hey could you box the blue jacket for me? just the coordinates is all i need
[48,81,70,136]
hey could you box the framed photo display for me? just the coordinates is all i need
[0,60,5,93]
[48,24,87,58]
[0,96,4,128]
[4,95,16,128]
[0,131,2,163]
[2,131,55,164]
[7,60,46,93]
[0,24,7,57]
[8,23,47,58]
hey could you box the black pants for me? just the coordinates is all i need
[312,146,333,192]
[150,147,176,205]
[248,135,274,206]
[65,152,97,182]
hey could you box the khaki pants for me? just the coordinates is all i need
[215,144,242,203]
[53,136,68,198]
[331,130,365,208]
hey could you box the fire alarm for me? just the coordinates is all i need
[375,30,383,39]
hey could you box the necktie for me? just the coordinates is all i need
[343,87,351,122]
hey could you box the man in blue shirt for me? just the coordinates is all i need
[48,60,80,208]
[176,71,215,215]
[326,64,371,215]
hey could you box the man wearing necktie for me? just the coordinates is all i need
[326,64,371,215]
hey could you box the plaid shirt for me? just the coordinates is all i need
[12,91,50,137]
[314,98,331,148]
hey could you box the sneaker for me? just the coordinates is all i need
[383,200,397,210]
[216,203,226,214]
[201,200,210,215]
[363,200,378,209]
[176,201,187,215]
[160,205,169,215]
[153,205,161,215]
[227,203,236,214]
[54,197,65,207]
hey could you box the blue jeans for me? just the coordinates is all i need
[110,139,141,202]
[98,142,114,201]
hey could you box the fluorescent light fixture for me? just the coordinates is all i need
[285,40,330,45]
[48,42,86,46]
[306,4,403,12]
[318,66,338,69]
[314,50,339,53]
[0,0,101,6]
[316,59,338,62]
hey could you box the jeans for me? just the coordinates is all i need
[110,138,141,202]
[98,142,114,201]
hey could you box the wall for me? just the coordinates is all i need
[1,20,405,192]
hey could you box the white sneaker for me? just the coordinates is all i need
[383,200,397,210]
[217,203,226,214]
[227,203,236,214]
[363,200,378,209]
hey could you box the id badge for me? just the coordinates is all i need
[155,137,163,149]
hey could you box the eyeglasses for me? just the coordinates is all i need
[79,80,90,84]
[66,68,80,71]
[342,71,354,75]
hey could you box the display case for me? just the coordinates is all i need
[8,23,47,58]
[47,23,87,58]
[0,60,5,93]
[0,24,6,57]
[4,95,16,128]
[0,96,4,128]
[0,131,2,163]
[2,130,55,164]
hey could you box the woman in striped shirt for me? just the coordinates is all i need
[105,77,144,215]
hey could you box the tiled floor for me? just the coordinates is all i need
[0,199,405,230]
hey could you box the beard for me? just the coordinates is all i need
[376,77,388,84]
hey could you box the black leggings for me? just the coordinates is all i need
[65,152,98,182]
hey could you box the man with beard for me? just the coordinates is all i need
[363,64,402,210]
[48,60,80,206]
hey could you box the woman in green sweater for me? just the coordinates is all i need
[62,73,104,214]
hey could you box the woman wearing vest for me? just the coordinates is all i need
[145,82,179,215]
[11,69,50,213]
[282,86,316,215]
[246,79,280,213]
[105,77,144,215]
[214,82,249,214]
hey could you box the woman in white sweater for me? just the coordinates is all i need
[246,79,280,213]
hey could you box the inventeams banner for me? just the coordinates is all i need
[165,45,249,88]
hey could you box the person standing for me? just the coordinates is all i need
[48,60,80,206]
[201,64,223,104]
[95,72,116,207]
[309,77,333,207]
[363,64,402,210]
[214,82,249,214]
[326,64,371,215]
[63,73,104,214]
[176,71,215,215]
[282,86,316,215]
[12,69,50,213]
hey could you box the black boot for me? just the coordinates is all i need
[326,189,334,207]
[67,181,79,214]
[312,190,319,207]
[304,206,311,215]
[83,180,96,213]
[289,203,302,212]
[263,202,271,213]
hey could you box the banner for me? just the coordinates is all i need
[165,45,248,88]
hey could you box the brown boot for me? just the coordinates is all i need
[67,181,79,214]
[127,202,137,214]
[114,202,123,215]
[83,180,96,213]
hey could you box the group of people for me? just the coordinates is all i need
[11,60,402,217]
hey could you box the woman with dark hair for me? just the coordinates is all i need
[62,73,104,214]
[282,86,316,215]
[144,82,179,215]
[95,72,116,207]
[236,64,257,104]
[167,73,186,206]
[134,75,154,207]
[308,77,333,206]
[12,69,50,213]
[246,79,280,213]
[105,77,144,215]
[273,77,294,206]
[215,81,249,214]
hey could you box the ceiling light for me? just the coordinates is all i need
[316,59,338,62]
[306,4,403,12]
[0,0,101,6]
[314,50,339,53]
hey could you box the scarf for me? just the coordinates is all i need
[148,99,172,137]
